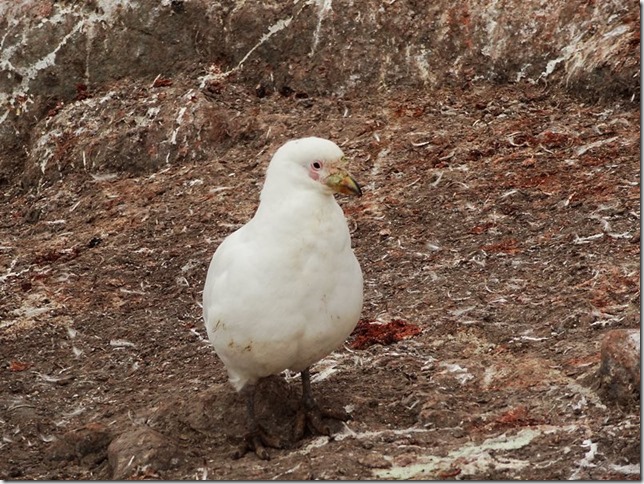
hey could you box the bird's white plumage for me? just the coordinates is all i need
[203,138,363,391]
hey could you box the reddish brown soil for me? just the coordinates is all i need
[0,80,640,479]
[350,319,422,350]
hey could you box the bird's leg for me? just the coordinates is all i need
[293,368,351,441]
[233,383,283,460]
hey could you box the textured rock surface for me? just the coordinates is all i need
[47,422,112,467]
[0,0,639,183]
[107,426,184,479]
[597,329,640,407]
[1,0,638,103]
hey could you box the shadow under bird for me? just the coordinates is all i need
[202,137,364,459]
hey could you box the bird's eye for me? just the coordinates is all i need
[311,161,322,170]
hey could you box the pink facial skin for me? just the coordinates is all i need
[308,160,323,181]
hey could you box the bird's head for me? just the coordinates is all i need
[267,137,362,197]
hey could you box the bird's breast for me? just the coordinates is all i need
[204,191,363,384]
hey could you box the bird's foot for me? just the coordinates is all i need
[293,402,351,441]
[233,425,284,461]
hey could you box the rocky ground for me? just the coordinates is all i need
[0,73,640,479]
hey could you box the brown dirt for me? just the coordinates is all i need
[0,79,640,479]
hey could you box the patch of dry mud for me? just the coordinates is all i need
[0,80,639,479]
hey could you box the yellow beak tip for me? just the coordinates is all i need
[338,175,362,197]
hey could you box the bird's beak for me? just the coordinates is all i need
[325,170,362,197]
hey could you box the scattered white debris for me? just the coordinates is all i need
[199,16,293,87]
[438,150,455,161]
[110,339,136,348]
[450,306,476,317]
[609,463,640,475]
[187,179,204,187]
[430,171,443,187]
[411,140,432,147]
[5,294,59,330]
[421,357,436,371]
[310,365,338,383]
[439,362,474,385]
[299,435,330,454]
[566,381,607,411]
[194,467,208,480]
[628,331,640,348]
[69,200,82,212]
[575,136,619,156]
[35,372,67,383]
[175,276,189,287]
[509,335,548,343]
[501,189,519,198]
[181,260,200,273]
[119,288,146,295]
[590,316,624,328]
[375,425,578,479]
[209,186,234,194]
[482,366,496,388]
[309,0,332,55]
[146,106,161,118]
[0,258,29,284]
[190,328,210,347]
[335,425,430,444]
[90,173,119,182]
[569,439,598,479]
[62,405,85,419]
[271,463,302,480]
[607,231,631,239]
[573,233,604,244]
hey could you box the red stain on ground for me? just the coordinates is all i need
[8,360,30,372]
[438,467,462,478]
[349,319,422,350]
[481,238,521,255]
[492,405,543,429]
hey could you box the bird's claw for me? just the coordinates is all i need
[233,426,284,461]
[293,404,351,441]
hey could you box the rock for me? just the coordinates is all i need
[3,0,636,105]
[596,329,640,407]
[21,85,248,186]
[357,453,393,469]
[47,422,112,466]
[107,426,184,480]
[0,1,638,172]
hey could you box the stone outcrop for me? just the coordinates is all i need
[596,329,640,408]
[0,0,639,185]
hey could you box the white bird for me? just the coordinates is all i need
[203,137,363,459]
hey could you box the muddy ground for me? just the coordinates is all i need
[0,79,640,480]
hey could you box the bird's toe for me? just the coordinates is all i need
[293,404,351,441]
[233,425,284,461]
